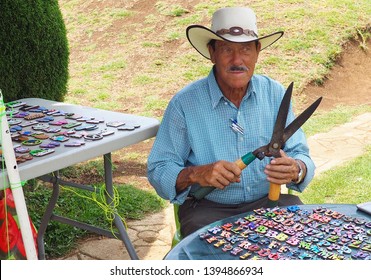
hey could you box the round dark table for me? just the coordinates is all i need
[165,204,371,260]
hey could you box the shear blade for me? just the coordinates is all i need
[269,82,294,154]
[282,96,322,143]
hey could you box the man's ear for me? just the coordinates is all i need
[257,41,262,54]
[208,44,216,64]
[255,41,262,62]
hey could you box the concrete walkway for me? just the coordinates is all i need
[59,112,371,260]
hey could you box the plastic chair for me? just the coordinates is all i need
[171,204,182,248]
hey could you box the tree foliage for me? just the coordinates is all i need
[0,0,69,102]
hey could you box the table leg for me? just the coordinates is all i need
[37,172,60,260]
[103,153,139,260]
[36,155,139,260]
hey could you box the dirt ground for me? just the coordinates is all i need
[303,39,370,112]
[109,39,370,190]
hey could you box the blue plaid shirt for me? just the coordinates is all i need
[147,69,315,204]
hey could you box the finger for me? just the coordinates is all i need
[270,157,293,166]
[265,168,293,184]
[213,161,241,184]
[215,176,231,189]
[222,168,241,182]
[266,176,287,185]
[265,163,293,174]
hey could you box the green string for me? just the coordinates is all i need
[60,184,127,239]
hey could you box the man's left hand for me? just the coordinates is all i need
[264,150,303,185]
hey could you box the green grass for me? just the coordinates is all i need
[299,146,371,204]
[155,2,190,17]
[302,104,371,137]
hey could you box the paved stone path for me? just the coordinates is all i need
[59,112,371,260]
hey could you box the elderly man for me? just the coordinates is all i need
[147,7,314,237]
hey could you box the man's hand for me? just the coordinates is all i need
[264,150,306,185]
[176,160,241,193]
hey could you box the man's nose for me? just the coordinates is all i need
[230,50,244,65]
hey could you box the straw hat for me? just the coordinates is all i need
[186,7,284,59]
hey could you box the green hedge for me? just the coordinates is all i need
[0,0,69,102]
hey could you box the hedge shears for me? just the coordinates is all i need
[191,82,322,207]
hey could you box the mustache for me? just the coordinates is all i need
[227,65,249,72]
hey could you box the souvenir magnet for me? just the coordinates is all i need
[50,135,69,142]
[37,116,54,122]
[62,122,82,129]
[14,146,30,154]
[84,134,103,141]
[43,127,61,133]
[74,124,97,131]
[24,113,45,120]
[7,119,22,126]
[106,121,125,127]
[20,121,38,127]
[10,125,22,132]
[32,123,50,130]
[29,148,55,157]
[6,101,26,108]
[40,141,60,148]
[32,133,50,140]
[13,112,29,118]
[64,141,86,147]
[50,119,68,125]
[22,139,42,146]
[65,113,83,120]
[118,125,135,131]
[100,129,115,136]
[69,132,87,138]
[21,105,40,111]
[86,119,104,124]
[16,154,33,163]
[29,106,48,113]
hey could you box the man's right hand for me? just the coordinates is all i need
[176,160,241,193]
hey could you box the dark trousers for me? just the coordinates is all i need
[178,194,303,237]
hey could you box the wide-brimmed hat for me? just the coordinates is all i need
[186,7,284,59]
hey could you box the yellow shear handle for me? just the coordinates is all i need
[235,156,281,207]
[234,158,247,170]
[268,183,281,207]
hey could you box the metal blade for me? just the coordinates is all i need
[282,96,322,143]
[269,82,294,150]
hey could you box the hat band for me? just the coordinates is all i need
[216,26,258,38]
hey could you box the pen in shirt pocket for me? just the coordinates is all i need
[230,118,244,135]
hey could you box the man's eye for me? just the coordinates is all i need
[241,46,252,53]
[221,47,232,53]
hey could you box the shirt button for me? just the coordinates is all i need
[224,102,228,105]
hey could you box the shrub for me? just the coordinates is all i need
[0,0,69,102]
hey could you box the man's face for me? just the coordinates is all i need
[209,40,261,91]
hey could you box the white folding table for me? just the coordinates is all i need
[0,98,160,259]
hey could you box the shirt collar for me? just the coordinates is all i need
[207,67,257,109]
[207,68,225,109]
[246,76,257,98]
